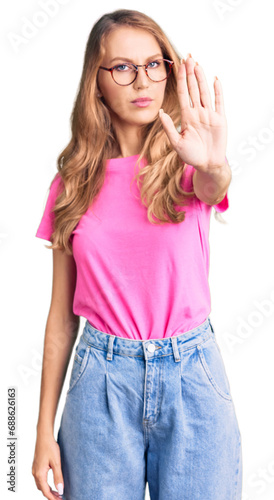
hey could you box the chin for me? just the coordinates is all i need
[134,111,158,123]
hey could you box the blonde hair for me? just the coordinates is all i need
[44,9,224,255]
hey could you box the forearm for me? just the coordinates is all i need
[36,314,79,435]
[193,158,232,206]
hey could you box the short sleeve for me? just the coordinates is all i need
[35,173,64,242]
[213,156,230,213]
[213,191,229,213]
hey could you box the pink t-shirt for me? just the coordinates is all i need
[35,154,229,340]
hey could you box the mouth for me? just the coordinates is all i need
[131,97,153,108]
[131,97,152,103]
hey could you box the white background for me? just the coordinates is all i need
[1,1,274,499]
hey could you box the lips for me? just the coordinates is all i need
[131,97,152,103]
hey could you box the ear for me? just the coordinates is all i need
[96,85,103,97]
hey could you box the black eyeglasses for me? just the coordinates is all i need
[98,58,174,86]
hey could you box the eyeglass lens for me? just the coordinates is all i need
[112,59,171,85]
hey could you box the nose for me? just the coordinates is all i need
[133,66,149,89]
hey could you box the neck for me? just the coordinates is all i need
[111,118,144,158]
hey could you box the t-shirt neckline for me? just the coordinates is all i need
[105,154,141,169]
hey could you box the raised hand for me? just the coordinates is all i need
[159,54,227,173]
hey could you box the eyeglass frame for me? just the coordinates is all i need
[98,58,174,86]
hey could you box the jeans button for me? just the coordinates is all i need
[147,343,155,353]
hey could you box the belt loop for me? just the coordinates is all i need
[171,336,181,362]
[106,335,115,361]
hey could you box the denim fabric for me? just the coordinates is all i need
[57,316,242,500]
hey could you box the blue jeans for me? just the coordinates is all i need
[57,316,242,499]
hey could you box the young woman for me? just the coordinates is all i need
[32,9,242,500]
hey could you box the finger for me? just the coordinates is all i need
[159,109,181,151]
[184,56,201,107]
[193,63,213,109]
[177,61,192,110]
[34,469,63,500]
[52,462,64,497]
[50,487,63,498]
[214,76,225,115]
[36,476,62,500]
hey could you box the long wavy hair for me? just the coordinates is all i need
[44,9,223,255]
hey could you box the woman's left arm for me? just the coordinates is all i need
[159,54,232,205]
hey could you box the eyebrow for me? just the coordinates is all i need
[109,53,163,64]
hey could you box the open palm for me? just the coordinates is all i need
[159,54,227,172]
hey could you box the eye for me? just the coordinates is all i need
[115,64,132,72]
[147,60,161,68]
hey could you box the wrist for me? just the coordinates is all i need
[36,420,54,436]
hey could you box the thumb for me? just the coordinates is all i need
[159,109,180,151]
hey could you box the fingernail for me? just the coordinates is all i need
[187,53,192,59]
[159,108,164,117]
[57,483,64,495]
[195,61,199,66]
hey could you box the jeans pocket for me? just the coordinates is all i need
[67,336,90,395]
[196,336,233,402]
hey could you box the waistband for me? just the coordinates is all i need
[81,316,215,363]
